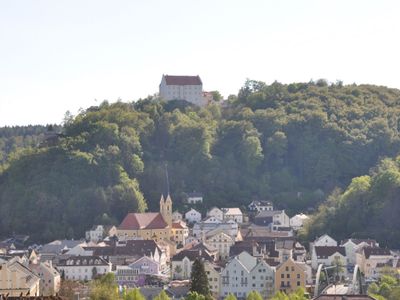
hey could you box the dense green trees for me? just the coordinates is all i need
[302,156,400,247]
[2,81,400,243]
[368,275,400,300]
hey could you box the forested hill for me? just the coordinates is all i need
[1,80,400,244]
[0,125,62,169]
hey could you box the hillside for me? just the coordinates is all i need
[1,80,400,243]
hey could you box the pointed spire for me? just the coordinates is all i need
[164,162,170,198]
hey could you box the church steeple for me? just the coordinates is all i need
[160,163,172,227]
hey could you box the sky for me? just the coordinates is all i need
[1,0,400,126]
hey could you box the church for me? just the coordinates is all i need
[116,193,173,242]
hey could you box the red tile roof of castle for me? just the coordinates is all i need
[118,212,168,230]
[164,75,202,86]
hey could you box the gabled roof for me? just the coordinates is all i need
[164,75,202,86]
[118,212,168,230]
[255,210,284,218]
[363,247,391,259]
[57,255,109,266]
[341,238,378,247]
[86,240,161,257]
[222,208,242,215]
[314,246,346,257]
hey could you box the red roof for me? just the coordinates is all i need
[118,213,168,230]
[164,75,202,86]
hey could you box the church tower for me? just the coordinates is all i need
[160,164,172,227]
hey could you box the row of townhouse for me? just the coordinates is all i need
[181,207,244,225]
[172,244,307,299]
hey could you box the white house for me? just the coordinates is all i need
[311,246,347,270]
[186,192,203,204]
[248,200,274,212]
[159,75,206,106]
[220,251,275,299]
[85,225,117,243]
[341,239,379,266]
[56,256,112,281]
[289,214,310,230]
[205,231,235,260]
[222,208,243,223]
[185,208,202,224]
[207,207,224,221]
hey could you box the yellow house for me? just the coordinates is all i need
[275,258,306,294]
[171,220,189,246]
[204,261,222,298]
[117,194,173,242]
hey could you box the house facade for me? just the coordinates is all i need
[186,192,203,204]
[207,207,224,221]
[205,231,235,260]
[356,247,394,279]
[204,261,222,298]
[85,225,117,243]
[222,208,243,223]
[311,246,347,270]
[56,256,112,281]
[185,208,202,224]
[159,75,206,106]
[275,258,306,294]
[220,251,275,299]
[0,257,40,297]
[29,257,61,296]
[341,239,379,266]
[171,221,189,246]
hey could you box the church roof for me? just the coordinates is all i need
[118,213,168,230]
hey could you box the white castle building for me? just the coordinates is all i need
[159,75,207,106]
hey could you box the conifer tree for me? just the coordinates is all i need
[190,258,210,296]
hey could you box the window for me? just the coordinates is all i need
[287,274,290,278]
[285,266,289,271]
[281,274,284,278]
[297,281,301,286]
[297,274,300,279]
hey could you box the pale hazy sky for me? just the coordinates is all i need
[1,0,399,126]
